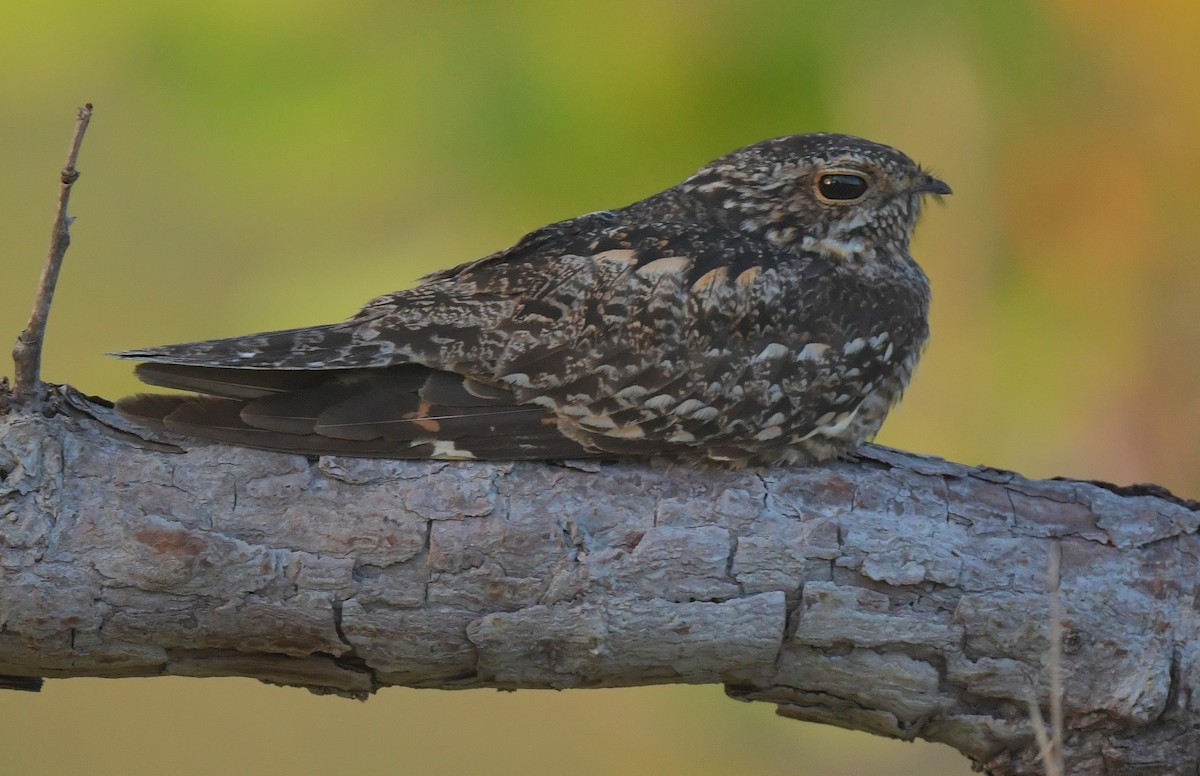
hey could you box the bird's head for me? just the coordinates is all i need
[678,133,950,259]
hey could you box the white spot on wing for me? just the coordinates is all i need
[614,385,648,401]
[754,343,788,362]
[672,398,706,416]
[593,249,637,265]
[796,343,829,362]
[431,441,476,460]
[799,405,862,441]
[643,394,677,410]
[501,373,532,388]
[636,256,692,276]
[822,410,859,437]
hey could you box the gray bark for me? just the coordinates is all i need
[1,384,1197,775]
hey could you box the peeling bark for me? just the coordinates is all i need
[1,385,1198,775]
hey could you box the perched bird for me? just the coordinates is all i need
[114,133,949,466]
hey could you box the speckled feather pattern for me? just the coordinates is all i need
[115,133,948,466]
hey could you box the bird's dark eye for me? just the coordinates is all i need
[817,173,869,201]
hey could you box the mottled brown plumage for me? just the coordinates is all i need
[114,133,949,466]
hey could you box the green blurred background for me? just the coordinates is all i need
[2,2,1197,774]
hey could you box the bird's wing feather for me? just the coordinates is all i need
[114,216,918,461]
[116,363,591,459]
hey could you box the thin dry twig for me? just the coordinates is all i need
[1027,540,1066,776]
[11,103,94,400]
[1027,696,1057,776]
[1047,541,1065,770]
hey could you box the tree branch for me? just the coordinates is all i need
[11,104,93,401]
[1,384,1196,775]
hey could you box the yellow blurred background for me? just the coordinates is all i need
[2,2,1197,774]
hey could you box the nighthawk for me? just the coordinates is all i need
[114,133,950,466]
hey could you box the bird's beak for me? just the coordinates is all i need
[911,174,952,196]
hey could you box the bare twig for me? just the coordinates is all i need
[1027,540,1066,776]
[11,103,94,400]
[1047,540,1065,774]
[1027,696,1057,776]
